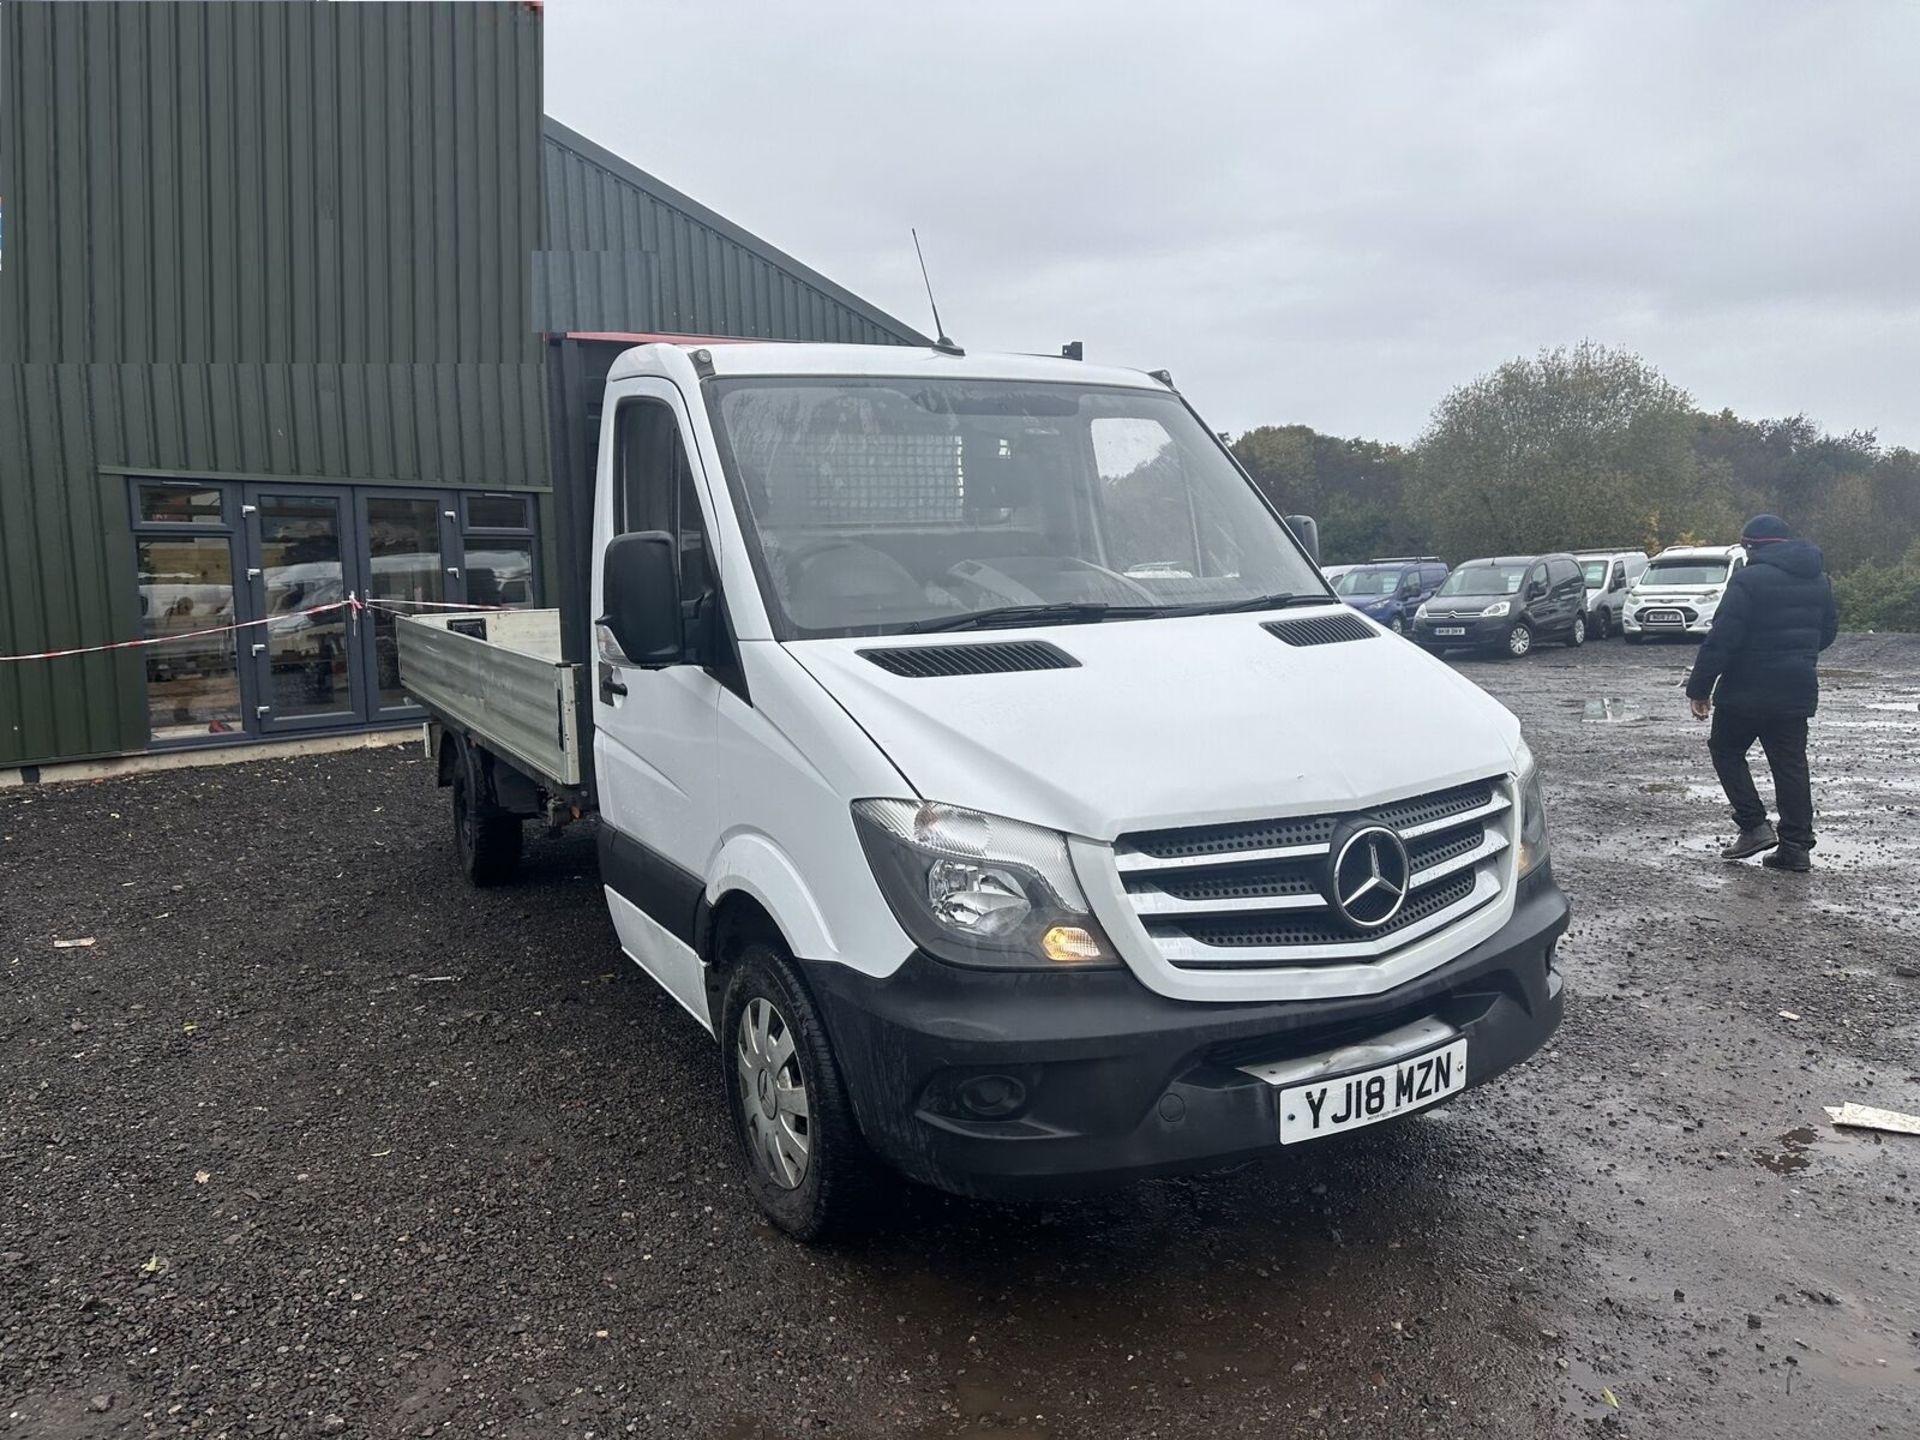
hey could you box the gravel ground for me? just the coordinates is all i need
[3,636,1917,1439]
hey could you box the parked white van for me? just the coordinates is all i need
[399,341,1570,1238]
[1573,549,1649,639]
[1623,544,1747,642]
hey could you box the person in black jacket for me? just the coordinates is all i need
[1685,514,1839,871]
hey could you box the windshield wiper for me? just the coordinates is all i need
[1174,591,1335,616]
[899,602,1166,634]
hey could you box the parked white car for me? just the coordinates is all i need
[1622,544,1747,642]
[1573,549,1649,639]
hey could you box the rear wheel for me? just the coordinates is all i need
[1566,614,1587,648]
[451,756,522,886]
[721,939,870,1242]
[1503,621,1535,659]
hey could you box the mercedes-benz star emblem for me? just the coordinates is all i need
[1327,824,1411,931]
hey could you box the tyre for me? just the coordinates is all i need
[1590,608,1609,640]
[451,759,522,886]
[721,939,870,1241]
[1624,632,1645,646]
[1390,615,1406,636]
[1503,621,1534,659]
[1566,614,1587,648]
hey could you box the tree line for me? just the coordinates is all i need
[1230,341,1920,630]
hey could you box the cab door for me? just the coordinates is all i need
[591,384,724,1030]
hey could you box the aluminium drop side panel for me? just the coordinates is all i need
[395,612,582,791]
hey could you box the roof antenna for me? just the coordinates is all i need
[911,228,964,355]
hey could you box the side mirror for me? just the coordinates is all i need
[1283,514,1320,565]
[600,531,681,666]
[1527,580,1547,599]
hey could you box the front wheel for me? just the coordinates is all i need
[1624,632,1645,646]
[1589,608,1610,640]
[721,940,871,1241]
[1503,621,1535,659]
[1566,614,1587,648]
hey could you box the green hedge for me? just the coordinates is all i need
[1832,542,1920,632]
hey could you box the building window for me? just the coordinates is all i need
[126,477,541,746]
[129,482,244,743]
[463,493,532,532]
[460,493,537,608]
[136,483,226,525]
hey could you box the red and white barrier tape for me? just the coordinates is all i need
[0,600,356,663]
[1,595,526,668]
[2,593,517,662]
[361,598,516,613]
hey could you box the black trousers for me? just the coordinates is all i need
[1708,704,1814,848]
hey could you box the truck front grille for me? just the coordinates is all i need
[1112,778,1512,970]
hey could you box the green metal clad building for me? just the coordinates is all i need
[0,0,923,773]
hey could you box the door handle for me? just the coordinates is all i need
[598,662,628,704]
[251,642,266,657]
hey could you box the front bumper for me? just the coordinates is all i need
[803,866,1569,1198]
[1624,605,1714,636]
[1411,614,1511,650]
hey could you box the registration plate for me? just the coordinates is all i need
[1642,608,1682,624]
[1434,626,1467,636]
[1278,1038,1468,1144]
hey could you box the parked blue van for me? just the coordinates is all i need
[1331,557,1450,635]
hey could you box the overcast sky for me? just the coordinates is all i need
[546,1,1919,448]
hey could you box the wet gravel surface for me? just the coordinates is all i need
[4,636,1918,1439]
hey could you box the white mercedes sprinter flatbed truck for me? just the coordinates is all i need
[398,339,1569,1239]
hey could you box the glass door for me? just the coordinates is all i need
[357,490,460,716]
[243,487,363,733]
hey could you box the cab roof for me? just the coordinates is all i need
[606,341,1168,392]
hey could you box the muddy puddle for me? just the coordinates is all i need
[1576,697,1654,723]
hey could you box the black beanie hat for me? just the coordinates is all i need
[1741,513,1792,544]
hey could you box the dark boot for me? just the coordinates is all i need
[1762,843,1812,873]
[1720,821,1778,860]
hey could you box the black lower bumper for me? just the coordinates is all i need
[802,867,1570,1198]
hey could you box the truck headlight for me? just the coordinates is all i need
[1481,600,1511,618]
[852,800,1117,969]
[1514,741,1550,877]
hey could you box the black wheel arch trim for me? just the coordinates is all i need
[599,824,705,950]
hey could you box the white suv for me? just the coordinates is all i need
[1622,544,1747,642]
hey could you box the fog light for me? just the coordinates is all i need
[1041,925,1105,963]
[956,1073,1028,1119]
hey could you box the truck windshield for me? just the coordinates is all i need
[706,378,1327,638]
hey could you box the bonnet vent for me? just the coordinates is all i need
[1262,612,1377,647]
[859,640,1081,678]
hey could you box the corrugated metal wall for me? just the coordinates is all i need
[0,2,926,768]
[538,121,928,346]
[0,1,546,767]
[0,0,543,365]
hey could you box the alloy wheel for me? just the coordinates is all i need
[734,996,811,1190]
[1508,624,1532,657]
